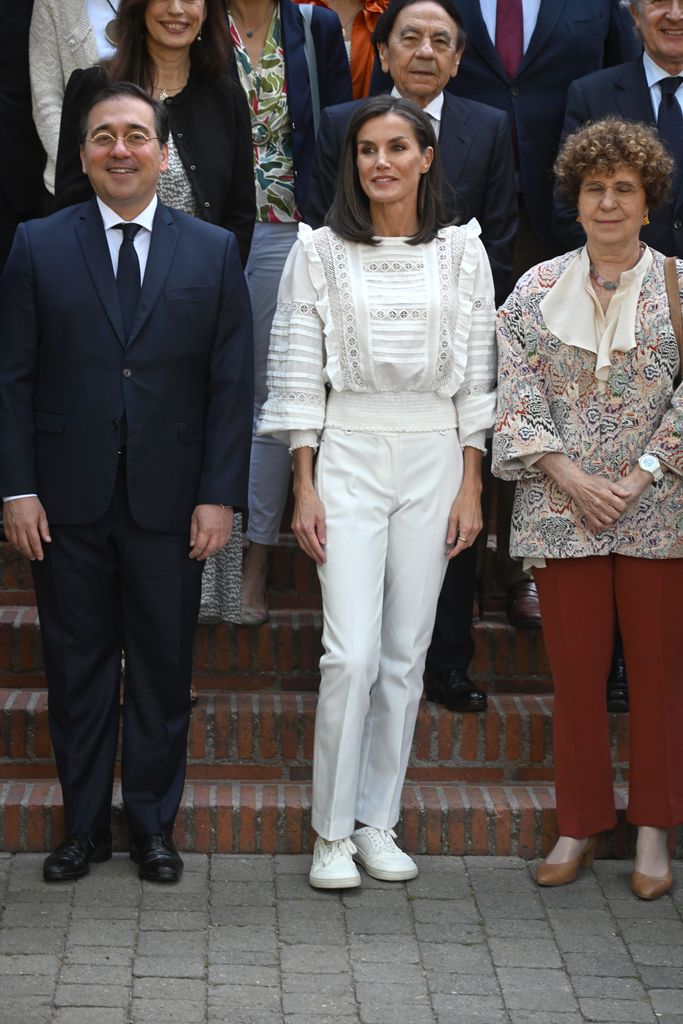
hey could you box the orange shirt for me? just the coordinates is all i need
[296,1,388,99]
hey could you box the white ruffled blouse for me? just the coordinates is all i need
[257,221,497,451]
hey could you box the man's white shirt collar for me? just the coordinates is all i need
[390,86,444,132]
[97,194,158,233]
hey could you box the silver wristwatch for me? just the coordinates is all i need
[638,453,663,483]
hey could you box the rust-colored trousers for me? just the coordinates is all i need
[534,555,683,838]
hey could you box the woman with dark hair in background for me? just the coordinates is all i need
[54,0,255,264]
[259,95,496,888]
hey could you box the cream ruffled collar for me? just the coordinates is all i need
[539,245,652,383]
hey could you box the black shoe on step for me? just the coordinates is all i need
[424,668,488,713]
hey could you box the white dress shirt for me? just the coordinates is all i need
[479,0,542,53]
[97,194,157,280]
[3,195,157,502]
[642,50,683,118]
[391,86,444,139]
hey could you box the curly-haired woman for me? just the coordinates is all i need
[494,117,683,900]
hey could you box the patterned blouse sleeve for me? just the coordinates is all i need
[454,229,497,452]
[492,274,567,481]
[644,380,683,476]
[256,228,327,448]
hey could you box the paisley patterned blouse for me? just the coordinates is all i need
[493,249,683,560]
[230,7,299,223]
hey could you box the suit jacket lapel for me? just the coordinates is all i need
[439,95,475,198]
[127,203,179,345]
[75,198,126,346]
[518,0,568,76]
[615,58,656,124]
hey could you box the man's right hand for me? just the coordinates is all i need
[3,497,51,560]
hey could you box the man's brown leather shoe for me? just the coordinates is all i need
[507,579,542,628]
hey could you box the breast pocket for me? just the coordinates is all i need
[34,411,66,433]
[165,286,214,303]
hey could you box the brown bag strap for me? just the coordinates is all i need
[664,256,683,386]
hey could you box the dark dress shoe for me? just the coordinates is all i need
[130,834,183,883]
[507,579,542,628]
[424,668,488,713]
[43,831,112,882]
[606,655,629,713]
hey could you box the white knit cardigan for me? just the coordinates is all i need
[30,0,99,193]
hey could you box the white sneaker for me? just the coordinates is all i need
[309,836,361,889]
[352,827,418,881]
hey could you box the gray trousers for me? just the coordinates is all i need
[245,221,299,546]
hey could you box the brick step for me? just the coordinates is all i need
[0,690,630,786]
[0,534,509,612]
[3,778,666,858]
[0,606,551,693]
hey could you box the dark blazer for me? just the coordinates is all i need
[231,0,352,211]
[55,68,257,266]
[555,57,683,258]
[305,92,517,303]
[437,0,641,253]
[0,0,47,269]
[0,199,254,532]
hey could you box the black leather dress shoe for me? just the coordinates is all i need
[424,668,488,713]
[130,834,183,883]
[606,655,629,714]
[43,831,112,882]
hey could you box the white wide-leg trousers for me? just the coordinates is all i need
[312,427,462,841]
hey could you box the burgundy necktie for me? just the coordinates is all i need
[495,0,524,81]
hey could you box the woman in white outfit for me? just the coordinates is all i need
[259,95,497,888]
[30,0,120,196]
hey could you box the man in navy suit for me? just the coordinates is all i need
[0,83,253,883]
[556,0,683,258]
[307,0,517,715]
[306,0,517,304]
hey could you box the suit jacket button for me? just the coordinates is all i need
[511,86,520,97]
[122,368,132,378]
[204,201,211,208]
[675,220,682,230]
[190,164,196,171]
[112,417,120,430]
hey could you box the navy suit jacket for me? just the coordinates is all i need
[0,199,254,532]
[305,92,517,303]
[555,57,683,258]
[233,0,352,210]
[437,0,640,253]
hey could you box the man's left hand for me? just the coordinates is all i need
[189,504,233,560]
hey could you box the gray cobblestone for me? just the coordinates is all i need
[1,853,681,1023]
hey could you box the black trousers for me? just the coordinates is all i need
[32,467,203,837]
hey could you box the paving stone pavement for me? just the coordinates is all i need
[1,852,682,1024]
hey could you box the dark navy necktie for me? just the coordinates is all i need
[657,77,683,188]
[115,222,142,336]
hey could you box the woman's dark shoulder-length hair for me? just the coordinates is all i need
[106,0,231,90]
[326,95,448,247]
